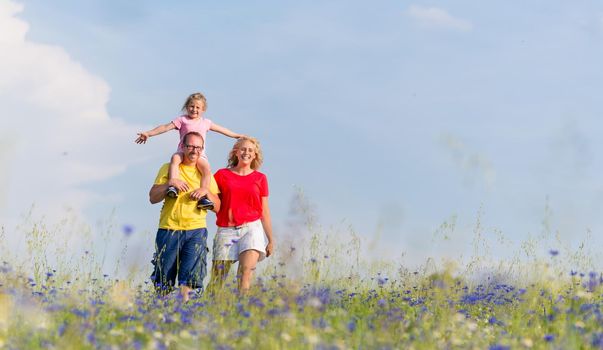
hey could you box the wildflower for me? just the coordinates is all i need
[122,224,134,236]
[544,334,554,342]
[86,332,97,346]
[488,344,509,350]
[347,320,356,332]
[548,249,559,257]
[377,277,388,286]
[488,316,501,325]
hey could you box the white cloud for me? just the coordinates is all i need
[408,5,473,32]
[0,1,145,227]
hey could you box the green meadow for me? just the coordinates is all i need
[0,203,601,350]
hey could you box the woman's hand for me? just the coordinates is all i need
[265,241,274,257]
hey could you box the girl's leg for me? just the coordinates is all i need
[207,260,234,294]
[166,153,184,197]
[237,250,261,294]
[196,157,212,191]
[169,153,184,181]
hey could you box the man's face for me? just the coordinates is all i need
[182,135,204,164]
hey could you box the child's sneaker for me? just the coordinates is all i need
[197,196,214,210]
[166,186,179,198]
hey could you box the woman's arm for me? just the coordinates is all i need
[260,196,274,257]
[206,189,221,213]
[210,123,244,139]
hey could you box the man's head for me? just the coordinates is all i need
[182,132,205,165]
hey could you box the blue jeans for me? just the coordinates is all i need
[151,228,208,292]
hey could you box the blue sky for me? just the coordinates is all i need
[2,0,603,269]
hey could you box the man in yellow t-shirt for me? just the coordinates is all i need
[149,131,220,302]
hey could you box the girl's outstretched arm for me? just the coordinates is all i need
[210,123,244,139]
[135,122,176,144]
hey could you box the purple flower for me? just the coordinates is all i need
[489,345,509,350]
[57,323,67,337]
[544,334,554,342]
[377,277,388,286]
[488,344,511,350]
[122,224,134,236]
[347,320,356,332]
[548,249,559,257]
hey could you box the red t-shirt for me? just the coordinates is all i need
[214,168,269,227]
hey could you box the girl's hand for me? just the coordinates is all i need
[265,241,274,257]
[135,133,149,144]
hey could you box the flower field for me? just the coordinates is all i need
[0,214,602,349]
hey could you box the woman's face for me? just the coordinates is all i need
[236,140,256,166]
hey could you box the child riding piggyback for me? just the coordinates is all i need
[135,92,244,209]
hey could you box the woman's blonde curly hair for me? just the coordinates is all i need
[227,137,263,170]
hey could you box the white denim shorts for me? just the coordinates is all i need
[212,219,268,262]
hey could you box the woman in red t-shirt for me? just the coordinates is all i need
[209,137,274,293]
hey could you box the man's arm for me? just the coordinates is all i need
[149,183,169,204]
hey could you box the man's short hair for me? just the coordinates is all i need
[183,131,204,146]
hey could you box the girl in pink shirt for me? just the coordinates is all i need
[135,92,243,208]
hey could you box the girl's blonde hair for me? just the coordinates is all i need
[181,92,207,111]
[228,137,264,170]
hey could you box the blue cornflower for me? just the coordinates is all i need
[57,323,67,337]
[489,345,509,350]
[347,320,356,332]
[544,334,555,342]
[122,224,134,236]
[548,249,559,257]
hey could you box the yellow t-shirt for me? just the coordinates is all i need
[154,163,219,230]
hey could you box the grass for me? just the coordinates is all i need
[0,200,602,349]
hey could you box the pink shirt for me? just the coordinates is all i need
[171,115,212,153]
[214,168,269,227]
